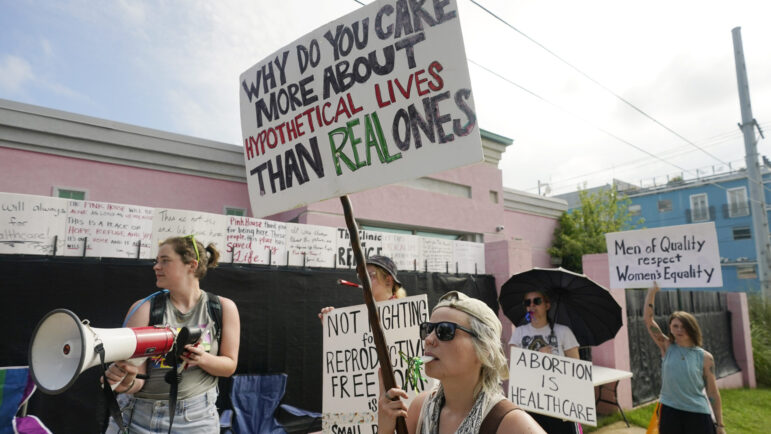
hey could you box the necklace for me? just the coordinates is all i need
[675,344,695,361]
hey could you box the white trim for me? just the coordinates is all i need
[689,193,709,222]
[727,186,750,218]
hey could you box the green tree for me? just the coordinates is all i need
[549,186,643,272]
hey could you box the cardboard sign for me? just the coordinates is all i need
[239,0,482,218]
[322,295,434,433]
[336,228,385,268]
[0,192,66,255]
[605,222,722,289]
[453,240,485,274]
[508,347,597,426]
[63,200,153,258]
[421,237,453,272]
[381,232,421,271]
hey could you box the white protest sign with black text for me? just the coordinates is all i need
[239,0,482,218]
[509,347,596,426]
[322,294,434,433]
[605,222,722,289]
[0,192,66,255]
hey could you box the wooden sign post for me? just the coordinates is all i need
[340,195,407,434]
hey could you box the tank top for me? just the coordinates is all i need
[134,291,220,400]
[659,343,711,414]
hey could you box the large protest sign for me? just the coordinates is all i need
[453,239,485,274]
[381,232,421,271]
[605,222,722,289]
[63,200,154,258]
[0,192,66,255]
[239,0,482,218]
[322,295,434,433]
[509,347,596,426]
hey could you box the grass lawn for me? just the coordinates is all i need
[583,387,771,433]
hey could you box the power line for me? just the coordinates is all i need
[467,0,732,167]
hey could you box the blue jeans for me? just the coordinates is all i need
[109,388,219,434]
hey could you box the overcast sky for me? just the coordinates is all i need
[1,0,769,196]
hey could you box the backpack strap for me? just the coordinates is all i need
[149,290,169,326]
[203,290,223,350]
[479,399,521,434]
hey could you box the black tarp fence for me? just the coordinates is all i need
[0,256,498,433]
[626,289,741,406]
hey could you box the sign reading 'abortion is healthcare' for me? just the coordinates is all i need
[605,222,723,289]
[239,0,482,217]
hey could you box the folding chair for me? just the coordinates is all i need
[0,366,51,434]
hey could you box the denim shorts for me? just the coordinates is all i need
[108,388,219,434]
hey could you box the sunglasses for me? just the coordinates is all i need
[419,321,477,341]
[523,297,543,307]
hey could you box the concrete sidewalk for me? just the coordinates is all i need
[590,421,647,433]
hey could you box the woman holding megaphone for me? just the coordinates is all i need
[106,235,240,433]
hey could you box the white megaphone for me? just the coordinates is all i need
[29,308,179,395]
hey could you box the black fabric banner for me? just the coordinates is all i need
[0,256,497,433]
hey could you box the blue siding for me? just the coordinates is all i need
[626,173,768,293]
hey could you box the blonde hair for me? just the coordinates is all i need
[160,236,220,279]
[372,266,406,298]
[468,314,508,395]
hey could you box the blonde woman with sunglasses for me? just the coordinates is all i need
[378,291,544,433]
[105,235,241,433]
[509,290,579,433]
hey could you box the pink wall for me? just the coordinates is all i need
[583,253,633,411]
[0,147,251,214]
[505,211,560,268]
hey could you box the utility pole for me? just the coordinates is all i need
[732,27,771,300]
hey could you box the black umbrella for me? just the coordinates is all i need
[499,267,622,347]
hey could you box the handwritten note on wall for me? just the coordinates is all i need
[0,192,66,255]
[287,223,336,267]
[382,232,422,271]
[226,216,287,265]
[1,193,486,273]
[422,237,454,272]
[454,240,485,274]
[151,209,227,257]
[63,200,154,258]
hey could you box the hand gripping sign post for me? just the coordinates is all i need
[604,222,723,289]
[509,347,597,426]
[239,1,482,433]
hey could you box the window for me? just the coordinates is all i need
[489,190,499,204]
[53,187,86,200]
[690,193,709,222]
[733,227,751,240]
[628,204,641,216]
[224,207,246,216]
[737,265,756,279]
[657,199,672,213]
[727,187,749,217]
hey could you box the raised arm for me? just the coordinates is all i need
[644,283,669,357]
[703,351,726,433]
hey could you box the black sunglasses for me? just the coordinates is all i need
[523,297,543,307]
[419,321,477,341]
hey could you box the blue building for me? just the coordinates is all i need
[621,170,766,293]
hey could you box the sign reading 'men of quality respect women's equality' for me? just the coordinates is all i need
[239,0,482,217]
[605,222,723,289]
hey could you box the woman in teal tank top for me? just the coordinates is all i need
[644,283,725,434]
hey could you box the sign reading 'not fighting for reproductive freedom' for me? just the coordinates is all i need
[239,0,482,218]
[605,222,723,289]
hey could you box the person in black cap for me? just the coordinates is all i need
[318,255,407,320]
